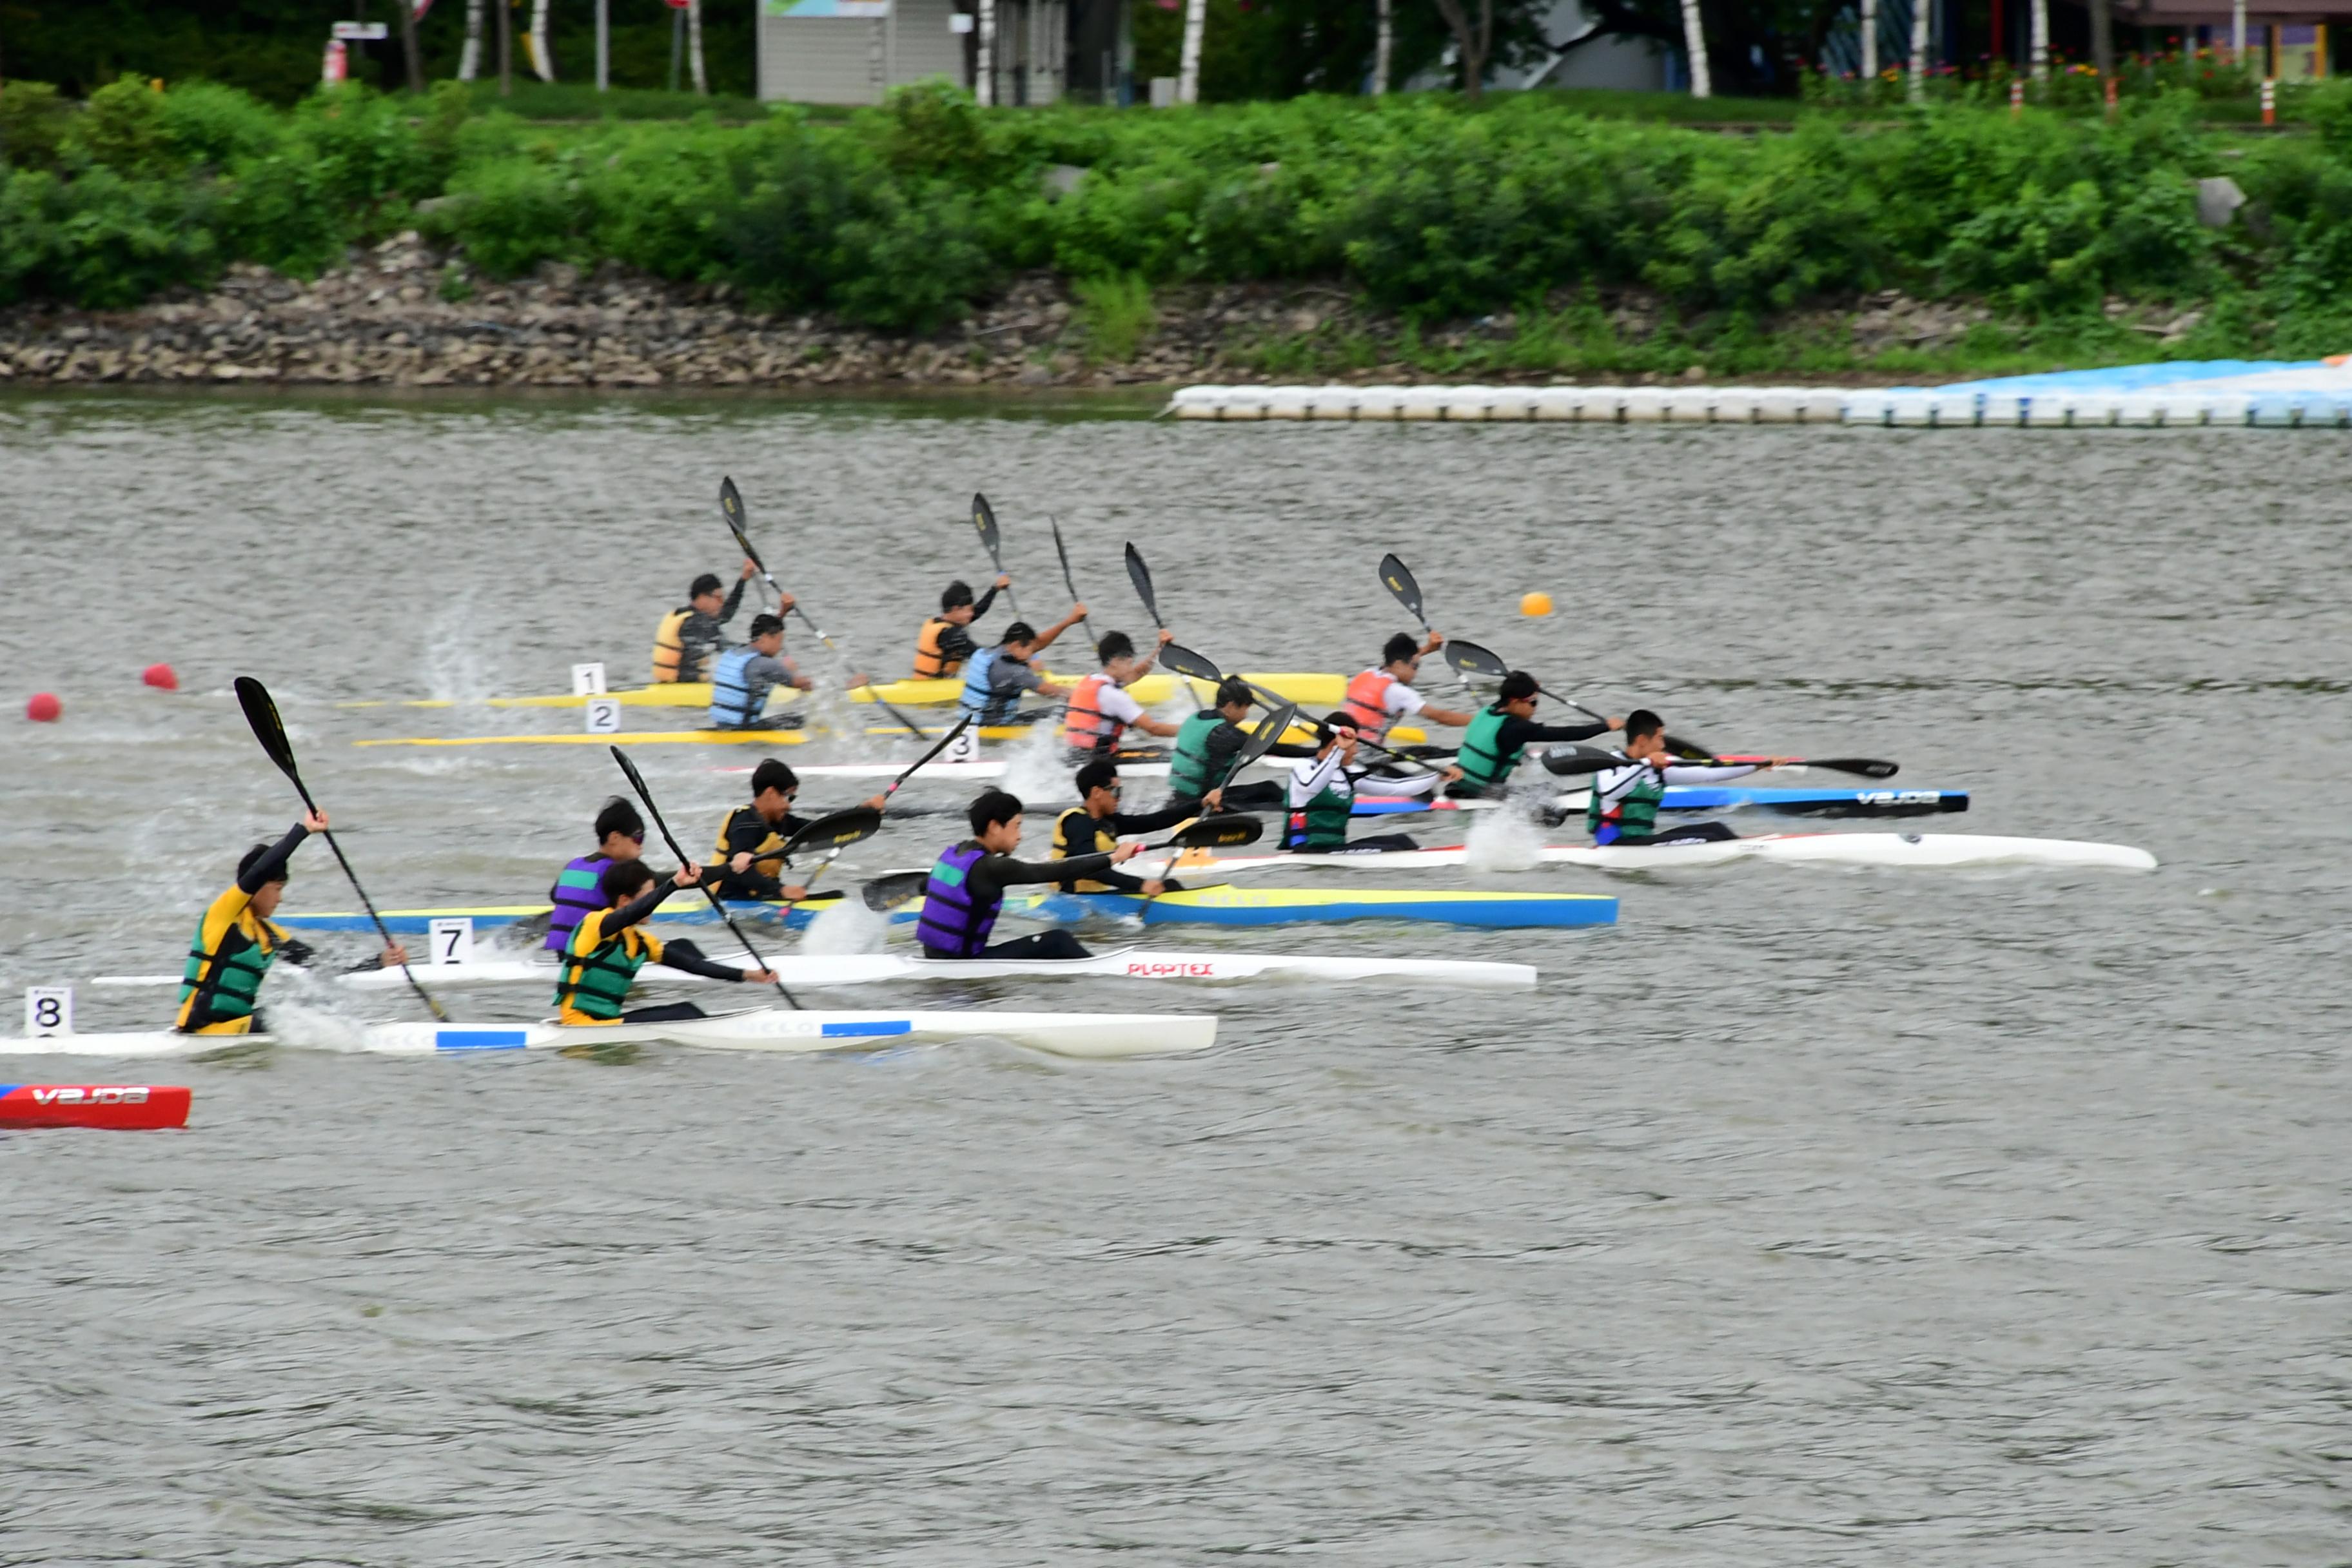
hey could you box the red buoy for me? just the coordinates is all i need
[142,663,179,691]
[25,692,61,722]
[0,1084,190,1130]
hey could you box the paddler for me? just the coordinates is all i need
[1048,759,1193,894]
[1166,677,1319,814]
[543,796,645,956]
[915,789,1142,962]
[1446,672,1622,799]
[651,560,763,685]
[1340,632,1478,747]
[554,859,777,1026]
[1587,710,1790,847]
[708,759,888,901]
[1279,720,1421,856]
[912,575,1013,680]
[707,612,815,730]
[956,609,1088,726]
[1062,629,1181,759]
[175,811,409,1035]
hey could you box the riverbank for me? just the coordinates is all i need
[0,233,2239,391]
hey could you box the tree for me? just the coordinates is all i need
[398,0,425,90]
[1428,0,1494,97]
[1179,0,1207,101]
[1678,0,1709,95]
[686,0,706,92]
[2088,0,2113,79]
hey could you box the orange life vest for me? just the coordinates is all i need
[1063,672,1124,751]
[913,616,961,680]
[1340,668,1397,737]
[651,608,692,683]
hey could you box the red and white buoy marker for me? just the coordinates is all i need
[142,663,179,691]
[0,1085,191,1130]
[25,692,61,722]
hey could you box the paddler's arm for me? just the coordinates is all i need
[653,937,774,985]
[237,814,320,894]
[990,842,1141,889]
[971,577,1006,620]
[1028,602,1088,656]
[720,562,752,624]
[1656,759,1788,784]
[1507,714,1618,747]
[611,865,696,931]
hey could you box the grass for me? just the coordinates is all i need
[435,79,771,121]
[1073,274,1158,364]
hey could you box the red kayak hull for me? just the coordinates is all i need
[0,1084,191,1130]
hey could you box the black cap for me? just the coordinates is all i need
[748,612,784,638]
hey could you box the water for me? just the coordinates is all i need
[2,392,2347,1564]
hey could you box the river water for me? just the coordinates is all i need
[1,391,2346,1565]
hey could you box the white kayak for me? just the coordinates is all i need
[0,1006,1215,1061]
[1196,832,2158,874]
[714,756,1289,781]
[91,946,1533,993]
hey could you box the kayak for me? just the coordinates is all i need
[93,945,1536,992]
[1010,886,1618,929]
[0,1007,1216,1061]
[358,718,1393,752]
[341,672,1351,712]
[1194,833,2158,874]
[1349,787,1971,819]
[275,896,847,933]
[0,1083,190,1130]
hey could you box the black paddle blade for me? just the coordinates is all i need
[609,745,689,859]
[1171,813,1264,850]
[862,870,930,912]
[233,676,302,787]
[1235,703,1299,771]
[1540,744,1619,777]
[972,493,1003,561]
[1124,542,1162,627]
[1718,756,1899,779]
[1159,642,1222,685]
[1444,636,1508,681]
[719,476,763,571]
[1378,553,1426,623]
[1050,515,1081,595]
[783,806,883,861]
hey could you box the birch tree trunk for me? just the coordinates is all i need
[528,0,556,80]
[460,0,485,79]
[688,0,708,93]
[1908,0,1928,100]
[2231,0,2246,61]
[1177,0,1207,103]
[977,0,995,104]
[2030,0,2049,81]
[1374,0,1391,92]
[1859,0,1876,83]
[1679,0,1709,97]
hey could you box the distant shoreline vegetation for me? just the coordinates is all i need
[5,79,2352,363]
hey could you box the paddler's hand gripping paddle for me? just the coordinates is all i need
[612,743,801,1010]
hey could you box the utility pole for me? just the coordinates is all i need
[597,0,610,90]
[1373,0,1391,93]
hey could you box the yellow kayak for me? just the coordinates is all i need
[351,718,1409,750]
[338,672,1350,711]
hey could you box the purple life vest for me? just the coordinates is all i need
[914,843,997,957]
[544,853,612,954]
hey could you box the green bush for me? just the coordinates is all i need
[67,77,173,175]
[157,81,285,168]
[0,82,75,172]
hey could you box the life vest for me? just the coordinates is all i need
[913,617,961,680]
[712,805,788,888]
[554,910,660,1023]
[1587,761,1664,846]
[1168,710,1232,799]
[544,852,612,954]
[1063,672,1124,752]
[957,646,1026,723]
[1339,668,1399,740]
[1050,807,1121,892]
[1282,755,1353,851]
[175,890,285,1034]
[707,644,767,728]
[1454,705,1522,792]
[914,843,998,957]
[651,607,692,683]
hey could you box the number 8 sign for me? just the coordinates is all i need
[25,986,72,1037]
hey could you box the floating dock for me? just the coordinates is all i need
[1166,359,2352,428]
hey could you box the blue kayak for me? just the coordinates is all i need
[1013,887,1616,930]
[1351,786,1968,819]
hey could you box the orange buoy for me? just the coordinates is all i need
[1520,592,1554,618]
[26,692,61,722]
[142,663,179,691]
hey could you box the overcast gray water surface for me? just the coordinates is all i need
[1,393,2347,1565]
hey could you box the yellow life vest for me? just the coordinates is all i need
[714,805,789,884]
[913,617,961,680]
[651,607,692,683]
[1050,807,1121,892]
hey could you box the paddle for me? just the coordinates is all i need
[883,715,975,801]
[1536,745,1897,780]
[720,476,924,740]
[972,493,1023,619]
[233,676,447,1021]
[774,805,883,897]
[1124,542,1166,632]
[859,813,1264,916]
[1049,514,1095,647]
[1442,635,1710,757]
[1376,553,1480,700]
[860,870,930,913]
[611,744,799,1010]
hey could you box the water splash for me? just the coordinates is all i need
[1463,797,1544,872]
[419,591,499,708]
[800,897,888,955]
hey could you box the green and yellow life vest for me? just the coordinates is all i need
[554,910,660,1023]
[175,888,284,1034]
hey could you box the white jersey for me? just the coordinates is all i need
[1287,750,1355,808]
[1589,758,1759,814]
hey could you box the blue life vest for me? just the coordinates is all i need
[957,647,1001,720]
[544,852,611,954]
[708,645,767,728]
[915,843,997,957]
